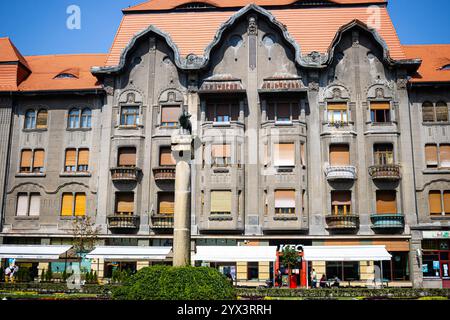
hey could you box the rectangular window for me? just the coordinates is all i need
[329,144,350,166]
[436,103,449,122]
[374,144,394,165]
[326,261,360,281]
[74,193,86,217]
[275,190,295,214]
[444,191,450,215]
[425,144,438,168]
[77,149,89,172]
[210,191,232,214]
[206,101,239,122]
[161,105,180,127]
[60,192,85,217]
[61,193,74,216]
[65,149,77,172]
[327,103,348,124]
[16,193,29,216]
[29,193,41,216]
[376,190,397,214]
[212,144,231,167]
[118,147,136,167]
[158,192,175,215]
[440,144,450,168]
[120,106,139,126]
[247,262,259,281]
[370,102,391,123]
[20,150,32,173]
[274,143,295,167]
[331,191,351,216]
[429,191,442,215]
[32,150,45,173]
[159,147,175,166]
[116,192,134,215]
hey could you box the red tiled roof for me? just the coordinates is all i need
[107,6,405,66]
[0,37,30,69]
[0,37,31,91]
[403,45,450,83]
[124,0,387,12]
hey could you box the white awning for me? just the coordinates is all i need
[86,246,172,261]
[193,246,277,262]
[302,245,391,261]
[0,245,72,261]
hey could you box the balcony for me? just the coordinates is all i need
[368,165,401,181]
[110,167,141,182]
[151,215,174,230]
[107,214,140,231]
[325,215,359,231]
[153,167,176,182]
[371,214,405,231]
[325,166,357,181]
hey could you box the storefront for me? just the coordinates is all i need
[421,231,450,288]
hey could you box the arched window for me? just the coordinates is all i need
[36,109,48,129]
[81,108,92,128]
[24,110,36,129]
[68,108,80,128]
[422,102,435,122]
[436,101,449,122]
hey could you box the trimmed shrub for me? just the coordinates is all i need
[112,265,236,300]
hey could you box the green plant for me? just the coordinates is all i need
[112,265,236,300]
[280,246,301,282]
[45,268,53,282]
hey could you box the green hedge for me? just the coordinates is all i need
[112,265,236,300]
[0,282,117,296]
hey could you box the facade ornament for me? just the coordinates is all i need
[308,81,319,91]
[126,92,136,103]
[248,16,258,35]
[332,88,342,99]
[375,87,384,98]
[397,78,408,90]
[352,31,360,47]
[178,109,192,135]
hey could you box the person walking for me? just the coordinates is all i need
[310,268,317,288]
[10,265,19,283]
[4,266,11,283]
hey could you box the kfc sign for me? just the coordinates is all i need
[278,244,303,253]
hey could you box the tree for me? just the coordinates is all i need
[280,246,301,286]
[71,216,101,255]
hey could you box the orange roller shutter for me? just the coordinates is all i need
[78,149,89,166]
[159,193,175,215]
[160,147,175,166]
[372,240,410,252]
[330,145,350,166]
[117,193,134,214]
[440,145,450,168]
[65,149,77,167]
[74,193,86,216]
[429,191,442,215]
[161,105,180,123]
[118,147,136,167]
[274,190,295,208]
[21,150,32,168]
[370,102,390,110]
[425,145,438,166]
[327,103,347,111]
[210,191,232,213]
[436,102,449,122]
[36,110,48,129]
[422,103,435,122]
[33,150,45,168]
[274,143,294,166]
[212,144,231,158]
[444,191,450,214]
[376,191,397,214]
[61,193,74,216]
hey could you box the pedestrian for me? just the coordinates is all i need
[276,269,282,288]
[320,274,328,288]
[10,265,19,283]
[4,266,11,283]
[310,268,317,288]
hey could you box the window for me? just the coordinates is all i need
[16,193,40,217]
[206,101,239,123]
[61,193,86,217]
[118,147,136,167]
[422,102,449,123]
[210,191,232,215]
[370,102,391,123]
[274,143,295,167]
[425,144,450,168]
[425,144,438,168]
[158,192,175,215]
[429,191,450,216]
[266,101,300,123]
[329,144,350,166]
[247,262,259,281]
[115,192,134,215]
[275,190,295,214]
[77,149,89,172]
[20,149,45,173]
[159,147,175,166]
[24,109,47,130]
[161,105,180,127]
[436,102,449,122]
[212,144,231,167]
[68,108,92,129]
[376,190,397,214]
[326,261,360,281]
[120,106,139,126]
[64,148,89,172]
[374,144,394,165]
[81,108,92,128]
[24,110,36,129]
[36,109,48,129]
[422,102,435,122]
[440,144,450,168]
[327,103,348,124]
[444,191,450,215]
[68,108,80,128]
[331,191,351,216]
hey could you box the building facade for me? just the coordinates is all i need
[0,0,449,288]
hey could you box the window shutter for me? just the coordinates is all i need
[78,149,89,166]
[444,192,450,214]
[425,145,438,166]
[21,150,32,168]
[118,147,136,167]
[161,105,180,123]
[370,102,390,110]
[440,145,450,168]
[332,191,351,205]
[160,147,175,166]
[422,102,435,122]
[29,194,41,216]
[274,143,295,166]
[158,193,175,215]
[16,194,29,216]
[116,193,134,214]
[36,110,48,129]
[33,150,45,168]
[212,144,231,158]
[376,191,397,214]
[74,193,86,216]
[327,103,347,111]
[429,191,442,215]
[61,193,74,216]
[65,149,77,167]
[210,191,232,213]
[275,190,295,208]
[436,102,448,122]
[330,145,350,166]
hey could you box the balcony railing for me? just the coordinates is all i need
[110,167,141,182]
[368,165,401,181]
[371,214,405,229]
[153,167,176,181]
[151,215,174,229]
[325,166,357,181]
[107,214,140,230]
[325,214,359,230]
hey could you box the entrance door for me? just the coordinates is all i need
[441,261,450,288]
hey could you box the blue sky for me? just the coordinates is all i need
[0,0,449,56]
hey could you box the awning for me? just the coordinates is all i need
[0,245,72,261]
[193,246,277,262]
[86,246,172,261]
[302,245,391,261]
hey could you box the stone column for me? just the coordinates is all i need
[172,133,192,267]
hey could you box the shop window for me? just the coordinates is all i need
[16,193,40,217]
[20,149,44,173]
[266,101,300,122]
[428,191,442,215]
[374,144,394,165]
[160,105,180,127]
[247,262,259,280]
[274,190,295,214]
[158,192,175,215]
[104,261,136,279]
[374,252,410,281]
[376,190,397,214]
[159,146,175,166]
[436,102,449,122]
[211,144,231,167]
[331,191,351,216]
[118,147,136,167]
[24,110,36,129]
[425,144,438,168]
[115,192,134,215]
[273,143,295,167]
[325,261,360,281]
[64,148,89,172]
[327,103,348,124]
[210,191,232,215]
[422,102,435,122]
[329,144,350,166]
[61,193,86,217]
[370,102,391,123]
[205,101,239,123]
[422,253,441,278]
[120,106,139,126]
